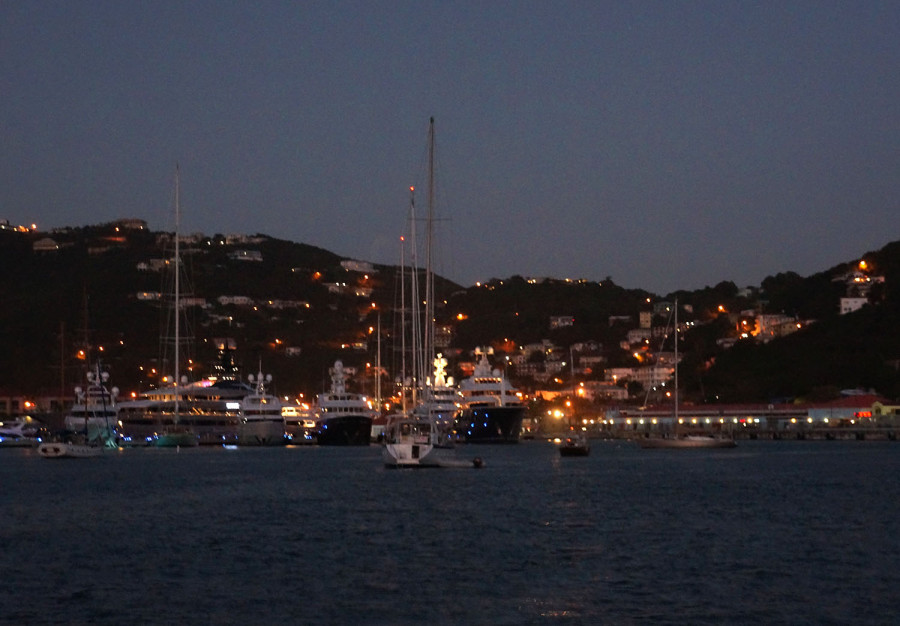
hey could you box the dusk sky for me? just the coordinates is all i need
[3,1,899,294]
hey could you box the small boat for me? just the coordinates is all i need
[37,439,105,458]
[382,413,444,467]
[559,431,590,457]
[382,413,481,468]
[0,417,42,447]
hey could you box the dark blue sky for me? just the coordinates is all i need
[3,1,899,294]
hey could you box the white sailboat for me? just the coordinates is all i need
[635,299,736,449]
[382,118,479,469]
[155,166,198,447]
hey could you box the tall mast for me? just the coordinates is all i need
[174,165,181,423]
[408,185,420,407]
[399,232,407,412]
[375,312,382,412]
[424,117,436,383]
[673,299,678,424]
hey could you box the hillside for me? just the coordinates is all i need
[2,222,900,405]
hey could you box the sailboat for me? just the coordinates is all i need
[635,300,736,449]
[155,166,198,447]
[383,119,479,469]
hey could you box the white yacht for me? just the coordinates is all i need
[412,353,459,447]
[62,366,119,442]
[117,341,248,445]
[238,370,285,446]
[38,362,119,458]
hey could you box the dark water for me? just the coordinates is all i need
[2,441,899,624]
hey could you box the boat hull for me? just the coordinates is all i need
[119,407,241,445]
[559,436,590,456]
[316,415,373,446]
[456,406,526,443]
[382,441,440,467]
[382,441,474,468]
[37,442,104,458]
[155,430,200,448]
[237,420,287,446]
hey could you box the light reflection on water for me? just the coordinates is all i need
[2,441,899,624]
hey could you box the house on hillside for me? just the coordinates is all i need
[840,297,868,315]
[229,249,263,262]
[33,237,59,252]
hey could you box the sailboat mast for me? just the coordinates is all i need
[81,290,90,436]
[399,232,407,413]
[407,186,421,408]
[424,117,436,379]
[174,165,181,423]
[375,312,382,412]
[674,299,678,424]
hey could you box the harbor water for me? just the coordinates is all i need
[2,440,899,624]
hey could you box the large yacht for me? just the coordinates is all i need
[238,370,286,446]
[314,360,375,446]
[38,361,120,458]
[455,349,526,443]
[412,353,459,447]
[62,362,119,443]
[117,341,251,445]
